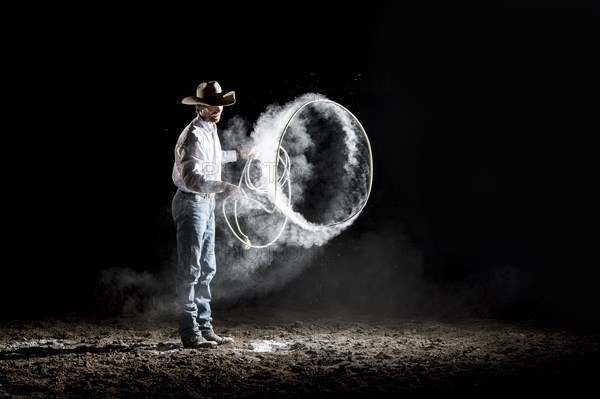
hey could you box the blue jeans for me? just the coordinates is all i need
[172,189,217,339]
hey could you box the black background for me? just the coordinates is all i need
[5,1,599,325]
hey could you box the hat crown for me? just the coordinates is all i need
[197,81,222,99]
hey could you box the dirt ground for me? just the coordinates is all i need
[1,307,599,398]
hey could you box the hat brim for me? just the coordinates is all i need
[182,91,236,106]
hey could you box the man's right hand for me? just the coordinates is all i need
[238,147,256,160]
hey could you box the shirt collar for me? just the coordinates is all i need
[194,115,217,133]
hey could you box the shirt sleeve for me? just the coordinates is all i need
[179,131,228,193]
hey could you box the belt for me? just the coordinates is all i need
[179,190,216,199]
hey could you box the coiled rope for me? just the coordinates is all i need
[222,99,373,249]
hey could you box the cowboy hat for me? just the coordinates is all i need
[182,81,236,106]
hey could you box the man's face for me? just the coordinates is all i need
[197,104,223,123]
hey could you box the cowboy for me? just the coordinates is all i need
[171,81,251,348]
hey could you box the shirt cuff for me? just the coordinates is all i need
[222,150,237,163]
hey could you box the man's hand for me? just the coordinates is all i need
[222,182,243,196]
[238,147,256,160]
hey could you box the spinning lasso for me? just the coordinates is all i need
[223,99,373,249]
